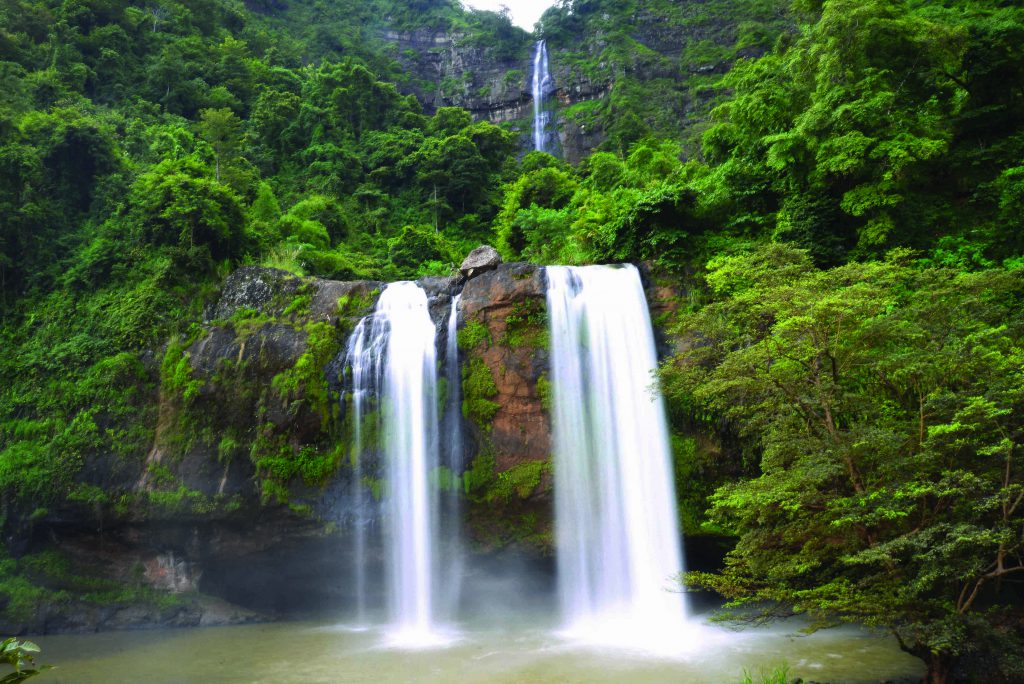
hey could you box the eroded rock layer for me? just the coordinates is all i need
[4,262,699,634]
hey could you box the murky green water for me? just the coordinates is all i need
[34,617,923,683]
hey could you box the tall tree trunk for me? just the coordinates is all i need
[899,635,954,684]
[920,650,954,684]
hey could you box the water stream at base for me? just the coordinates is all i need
[36,618,925,684]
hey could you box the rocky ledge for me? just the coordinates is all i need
[4,259,689,634]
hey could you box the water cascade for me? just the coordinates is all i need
[546,265,689,653]
[532,39,553,152]
[440,294,464,619]
[344,315,375,625]
[346,282,444,645]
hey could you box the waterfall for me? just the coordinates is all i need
[546,265,689,653]
[440,294,464,619]
[532,39,553,152]
[345,316,376,625]
[346,282,444,645]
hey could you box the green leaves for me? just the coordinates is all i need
[693,0,1024,262]
[666,245,1024,673]
[0,637,50,682]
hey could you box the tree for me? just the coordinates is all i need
[694,0,1012,258]
[494,166,576,258]
[128,158,246,260]
[666,245,1024,683]
[197,107,241,181]
[387,224,452,273]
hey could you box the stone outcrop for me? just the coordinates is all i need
[460,244,503,279]
[378,7,786,161]
[5,261,695,634]
[460,262,550,471]
[458,262,553,550]
[383,29,532,125]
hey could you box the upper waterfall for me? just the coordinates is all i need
[532,39,553,153]
[546,264,690,653]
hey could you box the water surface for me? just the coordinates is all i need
[36,617,924,683]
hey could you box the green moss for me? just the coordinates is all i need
[297,443,343,486]
[334,290,379,341]
[490,460,550,502]
[457,319,491,350]
[336,288,378,318]
[67,483,110,506]
[218,435,240,463]
[0,547,187,624]
[227,307,274,340]
[250,425,343,504]
[432,465,461,493]
[288,502,314,516]
[363,476,383,501]
[536,372,552,412]
[461,357,499,427]
[500,298,548,349]
[259,480,291,506]
[563,98,603,127]
[0,440,75,504]
[462,448,497,498]
[160,340,204,406]
[0,568,63,623]
[437,376,448,414]
[141,485,240,517]
[282,293,312,317]
[271,320,341,426]
[347,401,381,469]
[670,433,725,536]
[145,462,178,488]
[463,441,550,504]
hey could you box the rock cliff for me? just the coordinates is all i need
[2,261,696,634]
[380,3,789,162]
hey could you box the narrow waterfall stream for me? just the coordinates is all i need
[546,265,690,654]
[346,282,445,645]
[344,314,376,625]
[532,39,552,152]
[440,293,464,620]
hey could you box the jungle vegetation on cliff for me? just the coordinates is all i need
[0,0,1022,680]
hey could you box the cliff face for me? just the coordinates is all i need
[380,3,789,162]
[458,263,553,550]
[3,262,693,634]
[385,29,533,126]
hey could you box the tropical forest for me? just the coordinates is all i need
[0,0,1021,682]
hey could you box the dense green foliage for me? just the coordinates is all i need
[0,0,1022,676]
[539,0,793,153]
[0,0,520,526]
[666,245,1024,680]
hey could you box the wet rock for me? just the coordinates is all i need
[460,245,503,280]
[460,263,553,549]
[310,279,382,323]
[213,266,304,320]
[144,551,200,593]
[14,261,697,632]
